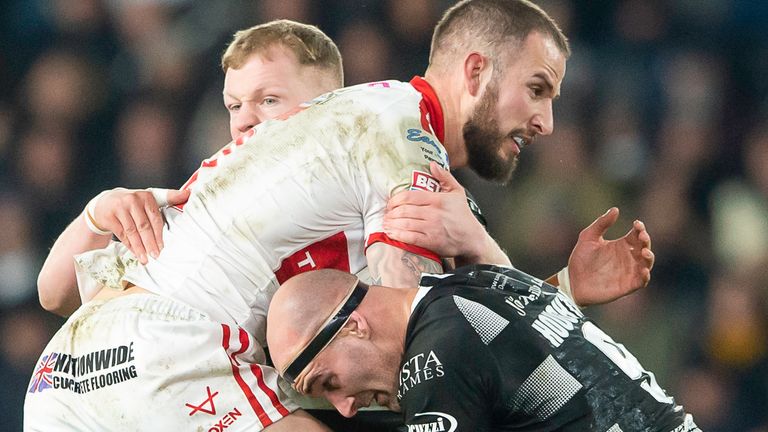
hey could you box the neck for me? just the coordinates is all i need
[366,286,419,357]
[423,70,468,168]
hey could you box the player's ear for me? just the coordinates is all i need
[341,311,370,340]
[464,52,491,97]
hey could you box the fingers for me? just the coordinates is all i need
[131,204,160,262]
[383,213,429,237]
[632,219,651,248]
[643,247,655,271]
[166,188,191,206]
[429,161,462,192]
[145,198,166,254]
[387,189,437,210]
[114,207,147,264]
[580,207,619,240]
[383,227,431,249]
[384,202,430,221]
[102,188,172,264]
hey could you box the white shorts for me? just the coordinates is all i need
[24,294,298,431]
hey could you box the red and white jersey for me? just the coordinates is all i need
[76,77,449,345]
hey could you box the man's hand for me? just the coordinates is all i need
[383,162,503,264]
[92,188,190,263]
[568,207,654,306]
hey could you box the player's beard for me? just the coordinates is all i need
[462,82,519,184]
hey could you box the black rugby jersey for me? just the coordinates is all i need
[398,265,699,432]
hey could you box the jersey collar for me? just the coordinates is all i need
[409,76,445,143]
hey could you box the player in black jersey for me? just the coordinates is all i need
[267,266,699,432]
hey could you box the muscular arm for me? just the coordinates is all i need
[365,242,443,288]
[37,188,189,316]
[38,213,112,316]
[384,162,511,267]
[384,164,654,306]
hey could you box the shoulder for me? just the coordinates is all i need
[324,80,421,117]
[410,291,505,358]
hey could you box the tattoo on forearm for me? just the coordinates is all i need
[368,243,443,288]
[402,252,442,278]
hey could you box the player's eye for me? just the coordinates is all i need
[322,376,339,392]
[227,103,241,112]
[529,86,543,98]
[262,97,279,106]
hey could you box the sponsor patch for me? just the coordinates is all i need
[410,171,440,192]
[28,343,139,395]
[407,411,457,432]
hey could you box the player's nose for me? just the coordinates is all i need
[328,393,358,418]
[531,99,554,136]
[235,107,266,134]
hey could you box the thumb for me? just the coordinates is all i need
[582,207,619,239]
[166,188,191,206]
[429,161,461,192]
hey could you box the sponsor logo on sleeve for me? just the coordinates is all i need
[27,342,139,395]
[410,171,440,192]
[406,128,449,167]
[407,412,457,432]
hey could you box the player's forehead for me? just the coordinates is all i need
[502,32,566,95]
[222,47,306,98]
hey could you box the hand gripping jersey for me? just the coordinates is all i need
[27,78,448,431]
[401,265,699,432]
[76,77,448,346]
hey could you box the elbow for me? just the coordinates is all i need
[37,274,69,316]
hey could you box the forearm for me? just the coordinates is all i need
[38,210,112,316]
[454,232,512,267]
[366,242,443,288]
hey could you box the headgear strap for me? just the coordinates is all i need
[282,279,369,385]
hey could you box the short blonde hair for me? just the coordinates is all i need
[221,19,343,87]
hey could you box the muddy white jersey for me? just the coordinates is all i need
[75,78,448,346]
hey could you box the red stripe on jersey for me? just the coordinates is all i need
[275,104,308,121]
[409,76,445,143]
[249,361,291,417]
[274,231,351,284]
[221,324,272,427]
[366,232,441,264]
[235,128,255,146]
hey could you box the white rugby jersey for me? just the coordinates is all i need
[76,77,449,345]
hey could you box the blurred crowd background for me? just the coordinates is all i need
[0,0,766,430]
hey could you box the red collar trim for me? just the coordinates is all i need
[409,76,445,143]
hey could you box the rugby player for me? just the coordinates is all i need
[29,2,651,430]
[266,267,700,431]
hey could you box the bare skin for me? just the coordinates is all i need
[37,45,339,317]
[37,188,190,315]
[40,31,652,320]
[385,163,654,306]
[267,270,413,417]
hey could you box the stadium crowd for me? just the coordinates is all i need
[0,0,765,430]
